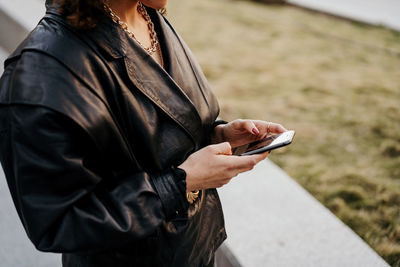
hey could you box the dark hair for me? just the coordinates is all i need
[57,0,167,30]
[58,0,106,29]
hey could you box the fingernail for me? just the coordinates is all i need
[252,128,259,135]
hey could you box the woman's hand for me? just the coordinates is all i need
[212,119,287,148]
[178,142,269,192]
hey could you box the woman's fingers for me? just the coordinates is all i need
[269,123,287,134]
[180,143,269,191]
[232,119,259,135]
[209,142,232,155]
[245,121,259,135]
[254,121,287,135]
[228,152,268,172]
[233,119,286,136]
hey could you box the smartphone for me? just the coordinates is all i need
[233,130,295,156]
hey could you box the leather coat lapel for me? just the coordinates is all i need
[118,9,220,148]
[71,11,203,146]
[155,12,218,130]
[43,5,218,148]
[123,43,203,146]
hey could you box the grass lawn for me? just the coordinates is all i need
[167,0,400,265]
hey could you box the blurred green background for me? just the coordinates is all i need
[167,0,400,265]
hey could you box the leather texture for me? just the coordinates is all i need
[0,3,226,266]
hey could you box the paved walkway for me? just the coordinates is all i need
[0,165,60,266]
[288,0,400,31]
[0,46,6,73]
[218,160,389,267]
[0,0,44,31]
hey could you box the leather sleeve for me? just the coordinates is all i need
[212,119,228,128]
[0,105,188,254]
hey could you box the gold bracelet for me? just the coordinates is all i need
[186,190,200,204]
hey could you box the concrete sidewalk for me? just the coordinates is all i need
[0,0,45,53]
[218,160,389,267]
[288,0,400,31]
[0,165,61,266]
[0,46,7,73]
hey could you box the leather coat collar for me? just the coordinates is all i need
[43,2,219,148]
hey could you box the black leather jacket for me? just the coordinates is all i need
[0,3,226,266]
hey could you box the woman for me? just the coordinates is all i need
[0,0,286,266]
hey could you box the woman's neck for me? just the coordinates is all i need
[107,0,141,29]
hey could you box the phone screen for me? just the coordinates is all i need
[233,130,295,156]
[245,135,279,153]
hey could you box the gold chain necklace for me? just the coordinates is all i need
[104,2,159,55]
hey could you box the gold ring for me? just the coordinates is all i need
[267,122,271,134]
